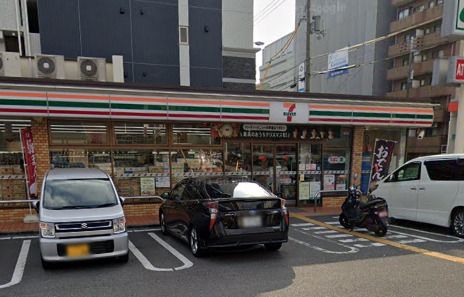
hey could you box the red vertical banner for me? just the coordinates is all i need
[370,139,396,184]
[20,128,37,198]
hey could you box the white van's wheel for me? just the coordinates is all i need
[452,209,464,238]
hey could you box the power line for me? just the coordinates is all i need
[255,0,289,24]
[254,0,282,20]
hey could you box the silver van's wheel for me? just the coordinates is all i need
[452,210,464,238]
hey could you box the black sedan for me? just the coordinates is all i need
[159,177,289,257]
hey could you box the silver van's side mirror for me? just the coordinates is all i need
[33,200,40,213]
[119,197,126,206]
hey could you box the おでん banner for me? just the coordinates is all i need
[370,139,396,184]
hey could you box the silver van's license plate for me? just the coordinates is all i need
[240,216,262,228]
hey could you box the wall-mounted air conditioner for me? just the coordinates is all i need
[0,52,21,77]
[411,80,420,88]
[34,54,65,79]
[77,57,107,81]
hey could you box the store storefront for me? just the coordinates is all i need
[0,82,435,220]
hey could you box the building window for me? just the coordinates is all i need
[400,81,408,90]
[49,121,108,145]
[398,8,410,20]
[114,122,167,145]
[170,149,223,186]
[50,149,112,174]
[173,123,220,145]
[179,26,189,45]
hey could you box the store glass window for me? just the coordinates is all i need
[299,143,322,202]
[50,121,108,145]
[275,144,297,201]
[224,143,252,176]
[113,150,170,196]
[0,120,31,200]
[170,149,223,186]
[114,122,167,145]
[50,149,112,175]
[173,123,220,145]
[321,127,351,191]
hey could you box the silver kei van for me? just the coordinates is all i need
[35,168,129,268]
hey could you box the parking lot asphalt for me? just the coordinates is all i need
[1,215,464,297]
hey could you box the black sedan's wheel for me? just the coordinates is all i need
[452,209,464,238]
[189,227,206,257]
[264,243,282,251]
[160,212,168,235]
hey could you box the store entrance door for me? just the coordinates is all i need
[298,143,323,204]
[252,144,274,192]
[275,144,297,202]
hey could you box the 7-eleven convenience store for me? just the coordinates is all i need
[0,79,435,226]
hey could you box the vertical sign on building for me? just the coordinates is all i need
[328,48,349,78]
[369,139,396,185]
[297,63,306,92]
[20,128,37,198]
[442,0,464,37]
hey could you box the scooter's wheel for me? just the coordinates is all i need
[339,213,353,229]
[375,221,388,237]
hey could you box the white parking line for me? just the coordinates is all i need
[353,242,386,248]
[291,229,359,254]
[291,223,314,227]
[389,229,464,243]
[147,233,193,271]
[314,230,338,235]
[302,226,326,231]
[129,233,193,272]
[325,234,354,239]
[398,239,427,244]
[391,225,464,242]
[0,240,30,289]
[325,221,341,225]
[289,236,359,254]
[0,235,38,241]
[338,238,369,243]
[128,228,161,233]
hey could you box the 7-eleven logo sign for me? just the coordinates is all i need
[283,103,297,122]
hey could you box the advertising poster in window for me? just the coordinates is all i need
[140,177,156,196]
[323,175,335,191]
[298,181,310,200]
[309,181,321,200]
[370,139,396,184]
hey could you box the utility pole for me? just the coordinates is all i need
[406,36,416,98]
[305,0,311,93]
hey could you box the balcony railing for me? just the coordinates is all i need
[388,32,447,57]
[392,0,415,7]
[387,85,455,98]
[387,60,434,81]
[390,5,443,33]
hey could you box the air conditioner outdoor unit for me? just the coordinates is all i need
[77,57,107,81]
[34,54,65,79]
[412,80,420,88]
[0,52,21,77]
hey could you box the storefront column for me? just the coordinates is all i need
[31,118,50,195]
[351,126,364,187]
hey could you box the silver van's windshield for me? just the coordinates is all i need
[43,179,118,210]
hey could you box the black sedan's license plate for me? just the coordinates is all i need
[239,216,262,228]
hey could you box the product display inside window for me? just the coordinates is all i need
[252,144,274,191]
[173,123,220,145]
[50,150,112,174]
[113,150,170,196]
[114,122,167,145]
[50,121,108,145]
[298,143,322,202]
[0,120,30,200]
[224,143,252,175]
[170,149,223,186]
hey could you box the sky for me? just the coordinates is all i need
[253,0,296,82]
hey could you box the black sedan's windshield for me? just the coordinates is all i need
[43,179,118,210]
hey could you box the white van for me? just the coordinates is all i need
[372,154,464,237]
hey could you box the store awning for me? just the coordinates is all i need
[0,86,434,128]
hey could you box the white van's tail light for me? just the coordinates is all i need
[281,199,289,226]
[40,222,55,238]
[206,201,219,231]
[113,217,126,234]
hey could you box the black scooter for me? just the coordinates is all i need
[339,186,389,237]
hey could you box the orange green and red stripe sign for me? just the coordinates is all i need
[0,90,434,127]
[308,104,434,127]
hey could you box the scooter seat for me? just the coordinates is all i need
[359,199,385,209]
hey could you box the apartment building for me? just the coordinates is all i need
[386,0,453,158]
